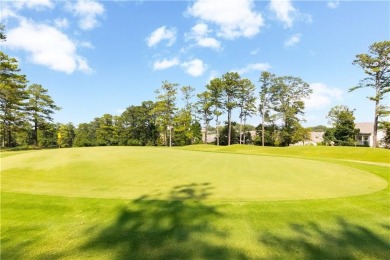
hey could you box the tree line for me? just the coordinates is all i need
[1,23,388,148]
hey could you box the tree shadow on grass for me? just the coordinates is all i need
[259,217,390,259]
[82,183,249,259]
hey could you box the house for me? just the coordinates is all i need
[296,123,385,147]
[355,122,385,147]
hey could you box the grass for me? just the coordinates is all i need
[1,145,389,259]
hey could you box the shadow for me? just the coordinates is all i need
[259,217,390,259]
[82,183,248,259]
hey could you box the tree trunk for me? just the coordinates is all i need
[243,116,247,145]
[228,110,231,146]
[2,119,5,147]
[239,108,243,145]
[374,101,379,148]
[7,129,12,147]
[204,120,208,144]
[216,116,219,146]
[261,117,265,147]
[373,75,380,148]
[34,118,38,146]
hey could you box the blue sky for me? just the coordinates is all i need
[1,0,389,127]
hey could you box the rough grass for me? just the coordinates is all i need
[1,145,389,259]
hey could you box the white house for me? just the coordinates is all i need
[355,122,385,147]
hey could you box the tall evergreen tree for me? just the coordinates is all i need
[26,84,60,146]
[153,81,178,147]
[0,51,28,147]
[206,78,223,146]
[350,41,390,147]
[237,78,256,144]
[196,91,213,144]
[259,71,275,146]
[221,72,241,146]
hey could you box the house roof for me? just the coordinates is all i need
[355,122,374,134]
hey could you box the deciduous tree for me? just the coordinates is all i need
[326,105,358,146]
[270,76,312,146]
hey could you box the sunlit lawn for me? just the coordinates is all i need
[1,145,389,259]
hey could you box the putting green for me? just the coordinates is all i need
[1,147,387,201]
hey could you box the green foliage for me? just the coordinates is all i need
[379,121,390,148]
[95,114,119,146]
[206,78,224,145]
[310,125,329,132]
[73,123,97,147]
[37,122,58,147]
[153,81,178,146]
[219,121,239,145]
[221,72,241,145]
[57,123,75,148]
[258,71,275,146]
[326,105,358,146]
[196,91,213,144]
[255,123,280,146]
[237,78,256,144]
[26,84,60,146]
[0,51,28,147]
[291,124,311,144]
[270,76,312,146]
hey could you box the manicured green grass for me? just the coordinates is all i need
[1,146,389,259]
[180,144,390,164]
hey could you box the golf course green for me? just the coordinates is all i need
[1,145,389,259]
[1,146,386,201]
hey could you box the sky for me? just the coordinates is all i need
[1,0,389,127]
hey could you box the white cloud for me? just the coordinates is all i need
[186,23,221,50]
[284,33,302,47]
[237,63,271,74]
[0,6,19,22]
[5,20,91,74]
[269,0,312,28]
[146,26,177,47]
[14,0,54,10]
[187,0,264,39]
[54,18,69,29]
[327,0,340,9]
[78,41,94,49]
[304,83,343,110]
[269,0,296,28]
[67,0,105,30]
[153,58,180,70]
[250,48,260,55]
[181,59,207,77]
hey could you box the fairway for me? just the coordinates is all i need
[1,146,386,201]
